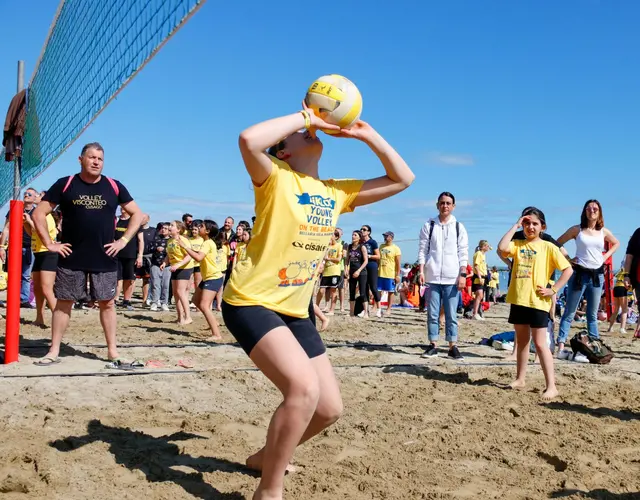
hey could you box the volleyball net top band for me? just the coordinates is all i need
[0,0,206,207]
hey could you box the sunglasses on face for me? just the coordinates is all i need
[360,228,368,232]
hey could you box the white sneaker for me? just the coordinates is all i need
[150,303,158,311]
[474,314,485,321]
[161,303,170,312]
[376,309,382,318]
[145,299,151,307]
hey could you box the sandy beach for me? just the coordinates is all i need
[1,296,639,499]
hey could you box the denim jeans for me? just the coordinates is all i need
[427,283,459,342]
[150,265,171,304]
[557,272,603,343]
[21,247,34,303]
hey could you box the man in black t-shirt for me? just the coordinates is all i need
[32,142,143,365]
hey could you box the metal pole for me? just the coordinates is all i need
[14,60,24,201]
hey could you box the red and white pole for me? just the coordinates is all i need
[4,200,23,364]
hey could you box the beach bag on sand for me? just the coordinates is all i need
[570,330,614,364]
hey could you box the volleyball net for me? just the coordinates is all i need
[0,0,206,207]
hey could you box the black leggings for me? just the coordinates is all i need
[365,265,381,303]
[349,271,368,301]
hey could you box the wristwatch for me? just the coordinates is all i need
[460,272,467,277]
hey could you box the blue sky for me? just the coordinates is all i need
[1,0,639,266]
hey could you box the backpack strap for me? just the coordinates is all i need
[105,177,120,196]
[427,220,435,255]
[62,175,75,193]
[62,175,119,196]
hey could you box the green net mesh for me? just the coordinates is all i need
[0,0,205,207]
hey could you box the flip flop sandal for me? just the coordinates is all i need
[177,358,195,369]
[145,360,165,368]
[34,356,61,366]
[105,359,145,370]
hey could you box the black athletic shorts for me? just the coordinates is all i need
[320,275,340,288]
[471,275,485,293]
[508,304,549,329]
[54,267,117,302]
[614,286,628,298]
[171,268,193,281]
[199,277,223,292]
[135,256,151,279]
[222,300,326,358]
[117,257,136,281]
[193,266,201,274]
[32,251,58,273]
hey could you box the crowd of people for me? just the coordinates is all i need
[1,120,639,498]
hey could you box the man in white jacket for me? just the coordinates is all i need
[417,192,469,359]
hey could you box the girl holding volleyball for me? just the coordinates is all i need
[222,100,414,500]
[498,207,573,400]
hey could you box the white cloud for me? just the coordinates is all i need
[426,152,475,167]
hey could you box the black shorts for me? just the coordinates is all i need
[193,266,201,274]
[171,268,193,281]
[471,275,486,292]
[320,275,341,288]
[32,251,58,272]
[199,277,223,293]
[614,286,628,298]
[117,257,136,281]
[135,256,151,279]
[222,300,326,359]
[54,267,117,302]
[508,304,549,329]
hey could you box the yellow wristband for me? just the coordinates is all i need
[551,286,558,294]
[300,110,311,130]
[120,236,129,244]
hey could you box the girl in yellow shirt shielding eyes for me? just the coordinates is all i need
[221,101,415,499]
[498,206,572,402]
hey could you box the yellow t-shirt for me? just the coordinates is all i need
[189,235,204,253]
[235,241,247,263]
[32,214,57,253]
[223,157,364,317]
[166,236,195,269]
[504,239,570,312]
[199,239,221,281]
[379,243,401,279]
[322,242,343,278]
[489,272,500,289]
[473,251,487,284]
[217,243,230,273]
[614,269,627,288]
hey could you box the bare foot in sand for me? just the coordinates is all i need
[505,352,517,361]
[180,318,194,326]
[246,450,296,474]
[510,379,526,390]
[320,316,330,331]
[541,387,559,400]
[252,487,282,500]
[208,334,222,341]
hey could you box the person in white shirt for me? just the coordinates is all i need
[417,192,469,359]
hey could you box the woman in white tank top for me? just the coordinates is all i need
[555,200,619,353]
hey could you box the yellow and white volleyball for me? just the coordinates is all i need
[304,74,362,133]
